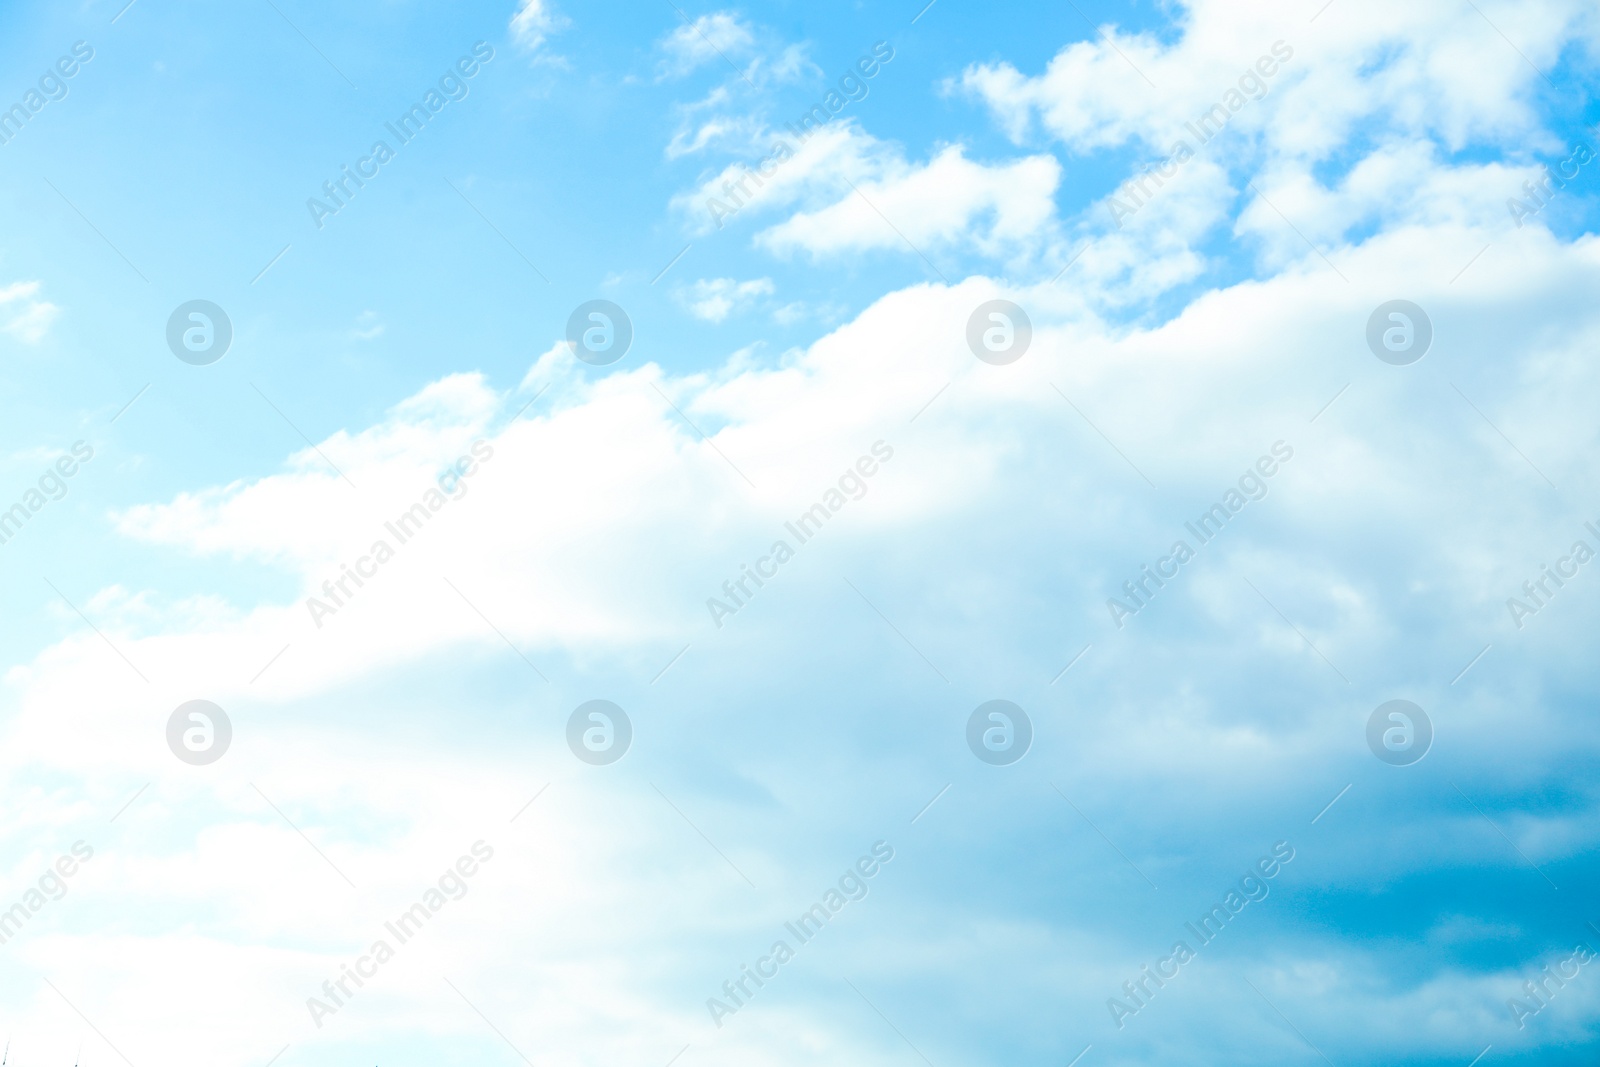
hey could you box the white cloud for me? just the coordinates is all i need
[0,280,59,343]
[10,3,1600,1063]
[680,277,775,322]
[59,226,1600,737]
[959,0,1593,156]
[673,122,1061,266]
[666,112,764,159]
[949,0,1600,309]
[509,0,565,52]
[658,36,817,160]
[756,143,1061,261]
[10,219,1600,1063]
[753,42,816,84]
[661,12,754,77]
[673,121,879,231]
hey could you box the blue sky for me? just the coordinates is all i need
[2,0,1600,1065]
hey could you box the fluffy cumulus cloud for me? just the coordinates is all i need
[950,0,1600,306]
[674,121,1061,268]
[5,1,1600,1065]
[960,0,1594,155]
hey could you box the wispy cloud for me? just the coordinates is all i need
[510,0,566,52]
[660,11,754,77]
[0,280,60,343]
[679,276,774,322]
